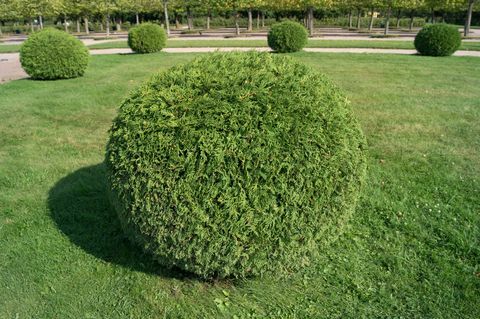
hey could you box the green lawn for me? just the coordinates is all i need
[2,39,480,53]
[0,52,479,318]
[86,39,480,51]
[0,44,22,53]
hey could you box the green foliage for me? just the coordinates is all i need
[268,21,309,53]
[128,23,167,54]
[414,24,462,56]
[19,28,89,80]
[105,52,367,278]
[1,52,480,317]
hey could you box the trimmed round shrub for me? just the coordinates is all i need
[105,52,367,278]
[414,24,461,57]
[128,23,167,54]
[268,21,308,53]
[19,28,89,80]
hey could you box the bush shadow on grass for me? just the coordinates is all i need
[48,163,196,280]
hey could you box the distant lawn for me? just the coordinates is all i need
[0,44,21,53]
[87,39,480,51]
[0,52,479,318]
[2,39,480,53]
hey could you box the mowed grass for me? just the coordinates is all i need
[2,39,480,53]
[0,52,479,318]
[0,43,22,53]
[86,39,480,51]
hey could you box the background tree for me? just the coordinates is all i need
[0,0,19,34]
[93,0,119,37]
[462,0,478,35]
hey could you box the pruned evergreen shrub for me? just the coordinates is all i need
[268,21,308,53]
[414,24,461,57]
[19,28,89,80]
[128,23,167,54]
[105,52,367,278]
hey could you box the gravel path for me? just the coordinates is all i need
[2,47,480,83]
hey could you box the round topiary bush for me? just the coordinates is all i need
[19,28,89,80]
[105,52,367,278]
[414,24,461,57]
[128,23,167,54]
[268,21,308,53]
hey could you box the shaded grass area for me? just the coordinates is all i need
[0,52,479,318]
[1,39,480,53]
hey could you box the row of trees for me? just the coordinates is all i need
[0,0,478,36]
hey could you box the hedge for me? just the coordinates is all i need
[414,24,461,56]
[105,51,367,278]
[128,23,167,54]
[268,21,309,53]
[19,28,89,80]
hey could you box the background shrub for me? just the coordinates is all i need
[268,21,308,53]
[128,23,167,53]
[414,24,461,56]
[105,52,367,278]
[19,28,89,80]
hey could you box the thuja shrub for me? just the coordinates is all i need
[268,21,308,53]
[20,28,89,80]
[105,52,367,278]
[414,24,461,57]
[128,23,167,54]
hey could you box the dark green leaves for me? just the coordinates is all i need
[128,23,167,54]
[105,52,367,279]
[19,28,89,80]
[414,24,462,57]
[268,21,308,53]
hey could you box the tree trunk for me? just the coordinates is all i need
[135,13,140,25]
[356,9,361,29]
[39,15,43,29]
[368,8,374,30]
[99,21,104,31]
[76,19,80,33]
[187,7,193,30]
[409,10,414,31]
[235,12,240,36]
[84,17,89,34]
[431,9,435,23]
[30,20,34,32]
[261,11,265,28]
[175,15,180,29]
[247,8,253,31]
[164,1,170,36]
[206,9,211,29]
[256,11,260,29]
[384,6,391,35]
[348,10,353,28]
[116,18,121,32]
[64,16,68,32]
[396,10,401,29]
[464,0,475,37]
[308,6,314,36]
[106,14,110,37]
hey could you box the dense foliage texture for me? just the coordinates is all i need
[105,52,367,278]
[128,23,167,54]
[19,28,89,80]
[414,24,462,56]
[267,21,309,53]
